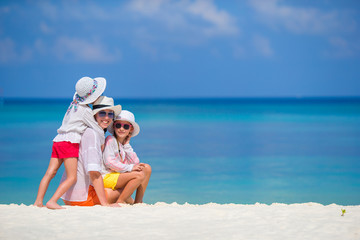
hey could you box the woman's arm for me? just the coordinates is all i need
[89,171,109,206]
[82,129,120,207]
[82,106,105,133]
[89,171,121,207]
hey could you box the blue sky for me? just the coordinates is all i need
[1,0,360,98]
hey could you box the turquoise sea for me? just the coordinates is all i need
[0,98,360,205]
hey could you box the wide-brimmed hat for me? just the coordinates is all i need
[73,76,106,105]
[92,96,122,117]
[108,110,140,137]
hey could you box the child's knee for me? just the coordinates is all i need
[144,164,152,174]
[134,172,145,181]
[67,175,77,184]
[45,169,58,179]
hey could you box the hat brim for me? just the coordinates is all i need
[107,119,140,137]
[74,77,106,105]
[93,105,122,117]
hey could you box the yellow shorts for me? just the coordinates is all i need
[103,172,121,190]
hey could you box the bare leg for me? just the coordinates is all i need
[134,164,152,203]
[115,172,145,204]
[125,196,135,204]
[105,188,120,203]
[105,188,135,204]
[46,157,77,209]
[34,158,63,207]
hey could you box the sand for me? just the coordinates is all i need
[0,202,359,240]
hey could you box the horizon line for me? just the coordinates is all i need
[3,96,360,102]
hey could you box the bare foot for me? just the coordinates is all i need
[109,203,121,207]
[33,201,45,207]
[125,197,134,204]
[46,201,65,210]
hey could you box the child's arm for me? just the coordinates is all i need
[103,136,135,172]
[82,106,104,131]
[123,144,140,165]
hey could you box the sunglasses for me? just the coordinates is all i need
[98,111,115,118]
[114,123,132,130]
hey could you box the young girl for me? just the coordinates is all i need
[34,76,107,209]
[102,110,151,204]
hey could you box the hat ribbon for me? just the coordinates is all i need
[93,104,111,110]
[66,79,98,114]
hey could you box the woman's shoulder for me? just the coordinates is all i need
[79,128,99,147]
[82,127,97,137]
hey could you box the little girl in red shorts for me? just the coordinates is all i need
[34,76,107,209]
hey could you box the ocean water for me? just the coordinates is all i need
[0,98,360,205]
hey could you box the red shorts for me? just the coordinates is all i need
[51,141,79,158]
[63,185,106,206]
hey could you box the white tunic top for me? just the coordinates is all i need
[53,104,104,144]
[102,135,140,175]
[60,128,105,202]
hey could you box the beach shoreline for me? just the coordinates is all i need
[1,202,359,240]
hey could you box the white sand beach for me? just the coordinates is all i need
[1,202,359,240]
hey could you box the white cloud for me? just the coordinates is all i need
[134,40,158,59]
[249,0,360,58]
[249,0,356,35]
[39,22,53,34]
[38,2,58,21]
[127,0,167,16]
[1,1,241,63]
[127,0,239,36]
[233,44,246,59]
[186,0,239,36]
[125,0,240,59]
[253,35,273,57]
[54,37,121,63]
[0,38,32,63]
[38,1,123,22]
[34,39,47,55]
[326,36,360,58]
[0,38,16,63]
[0,6,10,14]
[38,0,239,37]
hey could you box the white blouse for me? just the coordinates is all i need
[53,104,104,144]
[60,128,105,202]
[102,135,140,174]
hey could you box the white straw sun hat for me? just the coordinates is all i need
[73,76,106,105]
[92,96,122,117]
[108,110,140,137]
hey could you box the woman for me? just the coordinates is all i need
[102,110,152,204]
[60,96,123,206]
